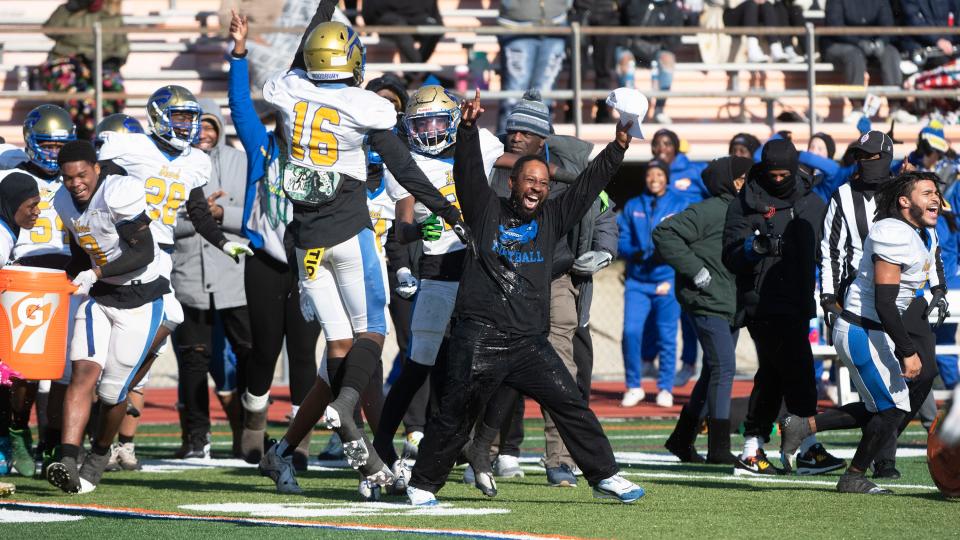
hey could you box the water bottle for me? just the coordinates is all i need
[950,11,955,27]
[455,65,469,93]
[16,65,29,92]
[651,60,660,90]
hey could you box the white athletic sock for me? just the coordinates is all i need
[291,405,300,419]
[741,436,761,460]
[242,390,269,411]
[798,434,817,455]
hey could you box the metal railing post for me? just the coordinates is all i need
[571,22,583,138]
[805,23,816,137]
[93,22,103,126]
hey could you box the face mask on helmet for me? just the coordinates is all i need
[147,86,202,153]
[404,86,461,156]
[23,105,76,174]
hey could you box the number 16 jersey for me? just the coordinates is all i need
[98,132,211,246]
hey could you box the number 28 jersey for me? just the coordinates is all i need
[98,132,210,246]
[53,174,162,287]
[262,69,397,180]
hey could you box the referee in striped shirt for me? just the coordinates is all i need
[818,131,944,479]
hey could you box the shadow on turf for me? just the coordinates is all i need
[104,476,359,499]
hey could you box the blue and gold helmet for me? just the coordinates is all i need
[94,113,144,149]
[146,85,202,152]
[404,85,460,156]
[303,21,365,86]
[23,104,76,173]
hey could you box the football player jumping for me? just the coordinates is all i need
[48,141,168,494]
[254,4,464,492]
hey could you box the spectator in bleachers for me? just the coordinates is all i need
[362,0,443,80]
[171,98,252,459]
[895,122,959,188]
[573,1,623,123]
[728,132,761,159]
[653,155,753,463]
[765,0,807,61]
[496,0,570,133]
[619,160,689,408]
[899,0,960,72]
[722,0,774,62]
[40,0,128,140]
[822,0,916,124]
[620,0,684,124]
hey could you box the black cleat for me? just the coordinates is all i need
[837,470,893,494]
[734,449,784,476]
[47,456,80,494]
[872,459,901,480]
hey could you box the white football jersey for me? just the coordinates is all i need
[844,218,938,321]
[54,175,161,287]
[367,173,410,252]
[262,69,397,180]
[412,128,503,256]
[0,168,70,260]
[98,132,210,245]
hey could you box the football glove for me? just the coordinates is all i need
[925,286,950,328]
[0,361,22,386]
[820,293,843,330]
[222,241,254,262]
[419,214,443,241]
[71,269,98,296]
[572,251,613,276]
[693,267,712,290]
[395,267,419,299]
[298,283,319,322]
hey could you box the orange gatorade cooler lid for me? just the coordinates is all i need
[0,266,76,294]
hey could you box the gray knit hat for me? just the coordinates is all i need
[505,89,551,138]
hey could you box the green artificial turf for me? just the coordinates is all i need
[1,419,956,539]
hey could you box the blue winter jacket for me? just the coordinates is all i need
[667,153,708,205]
[228,55,281,250]
[940,208,960,290]
[618,189,688,283]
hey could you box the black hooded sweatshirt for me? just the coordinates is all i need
[722,140,826,324]
[0,172,39,245]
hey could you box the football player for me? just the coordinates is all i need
[781,172,944,495]
[98,85,252,380]
[371,85,503,492]
[257,15,463,490]
[0,105,75,479]
[47,141,167,494]
[94,113,149,472]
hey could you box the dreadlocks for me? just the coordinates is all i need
[874,171,942,221]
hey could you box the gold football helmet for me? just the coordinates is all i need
[22,104,76,172]
[404,85,461,155]
[303,21,365,86]
[94,113,144,147]
[146,85,202,152]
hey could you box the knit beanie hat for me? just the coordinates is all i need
[506,89,551,138]
[810,132,837,159]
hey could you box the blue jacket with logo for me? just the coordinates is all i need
[667,153,709,205]
[619,189,688,283]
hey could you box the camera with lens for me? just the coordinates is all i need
[752,233,783,257]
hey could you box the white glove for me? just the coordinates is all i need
[71,269,98,296]
[693,267,712,290]
[572,251,613,276]
[298,283,319,322]
[395,267,419,299]
[222,241,254,262]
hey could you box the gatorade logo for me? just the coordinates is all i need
[2,292,59,355]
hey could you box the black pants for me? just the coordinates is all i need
[744,318,818,441]
[823,42,903,88]
[386,267,428,433]
[244,249,321,405]
[573,324,594,401]
[585,11,620,90]
[410,319,619,493]
[371,11,442,64]
[174,304,252,437]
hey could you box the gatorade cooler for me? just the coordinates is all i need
[0,266,75,380]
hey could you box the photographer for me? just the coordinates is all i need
[722,139,845,476]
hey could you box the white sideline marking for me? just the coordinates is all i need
[615,470,939,491]
[0,509,84,523]
[180,502,510,518]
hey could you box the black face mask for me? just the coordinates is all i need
[856,155,893,185]
[760,173,797,199]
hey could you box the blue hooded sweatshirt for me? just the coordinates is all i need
[618,188,688,283]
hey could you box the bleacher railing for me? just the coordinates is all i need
[5,24,960,137]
